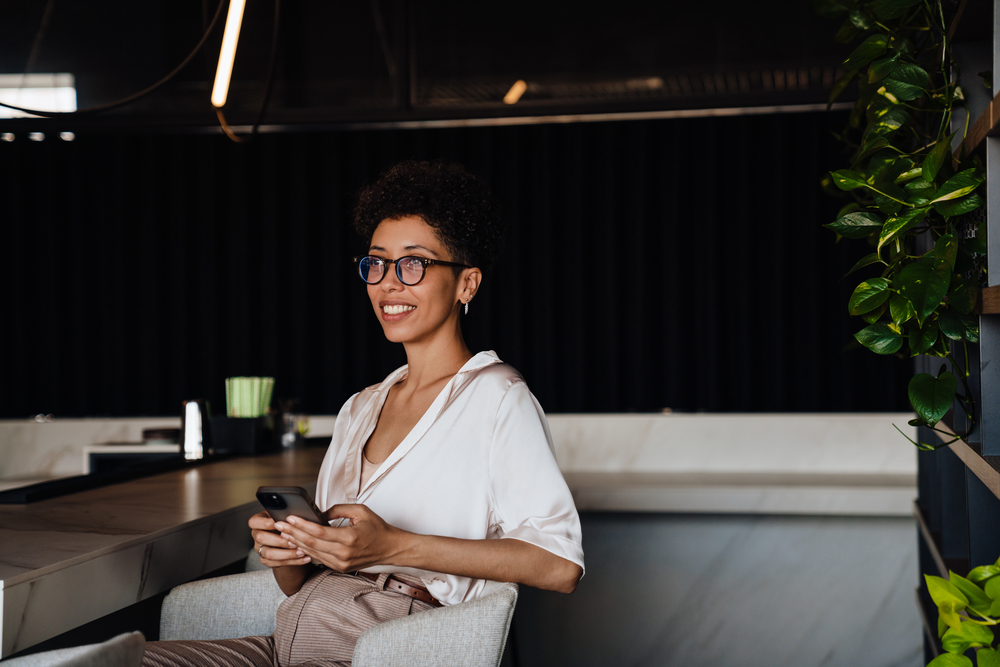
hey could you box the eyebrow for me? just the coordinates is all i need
[368,244,440,257]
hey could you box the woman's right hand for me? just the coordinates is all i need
[249,511,313,569]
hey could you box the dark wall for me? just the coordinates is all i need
[0,111,910,418]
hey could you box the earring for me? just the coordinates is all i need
[464,301,469,315]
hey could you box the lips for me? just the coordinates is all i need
[379,301,416,322]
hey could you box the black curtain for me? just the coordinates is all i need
[0,111,910,417]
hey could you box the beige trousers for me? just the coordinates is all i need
[143,570,433,667]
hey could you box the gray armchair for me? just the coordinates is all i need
[1,632,145,667]
[158,569,518,667]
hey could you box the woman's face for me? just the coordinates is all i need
[366,216,469,345]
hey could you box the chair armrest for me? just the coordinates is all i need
[159,570,287,641]
[352,581,518,667]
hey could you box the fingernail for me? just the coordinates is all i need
[303,556,311,563]
[296,549,304,556]
[288,517,297,525]
[274,523,286,531]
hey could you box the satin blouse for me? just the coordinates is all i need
[314,350,585,606]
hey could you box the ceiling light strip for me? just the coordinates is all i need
[220,101,854,134]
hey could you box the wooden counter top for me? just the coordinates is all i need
[0,447,327,657]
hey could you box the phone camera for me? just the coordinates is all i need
[260,493,287,510]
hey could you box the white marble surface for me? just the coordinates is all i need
[0,418,183,481]
[0,413,918,516]
[548,413,918,515]
[0,448,327,657]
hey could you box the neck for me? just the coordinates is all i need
[400,318,473,390]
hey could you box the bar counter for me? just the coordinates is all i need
[0,447,328,657]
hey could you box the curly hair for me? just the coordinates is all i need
[353,161,505,275]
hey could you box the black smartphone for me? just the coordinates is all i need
[256,486,328,525]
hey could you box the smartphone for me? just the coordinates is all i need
[256,486,328,525]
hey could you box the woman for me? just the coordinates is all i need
[144,161,584,667]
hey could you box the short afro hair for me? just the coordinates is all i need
[353,161,504,275]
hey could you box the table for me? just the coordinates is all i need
[0,447,327,657]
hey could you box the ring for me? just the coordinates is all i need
[258,545,265,559]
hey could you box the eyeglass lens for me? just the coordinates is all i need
[358,256,426,285]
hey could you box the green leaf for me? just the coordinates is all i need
[877,207,928,252]
[867,105,910,137]
[834,18,863,44]
[883,63,932,101]
[825,211,884,239]
[963,314,980,343]
[951,572,993,613]
[890,293,916,324]
[849,278,892,315]
[898,238,955,326]
[936,192,984,218]
[948,279,978,315]
[863,301,888,324]
[813,0,850,19]
[869,51,900,83]
[935,233,959,273]
[828,70,858,107]
[969,565,1000,587]
[874,184,906,215]
[939,310,966,340]
[855,323,903,354]
[848,8,874,29]
[923,134,956,182]
[909,371,958,426]
[977,647,1000,667]
[846,252,886,277]
[942,619,994,654]
[987,577,1000,615]
[831,169,868,191]
[967,231,988,255]
[931,169,985,204]
[872,0,921,19]
[852,137,891,166]
[909,320,939,355]
[844,34,889,70]
[927,654,972,667]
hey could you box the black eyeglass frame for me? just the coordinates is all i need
[352,255,471,286]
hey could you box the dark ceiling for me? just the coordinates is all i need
[1,1,851,132]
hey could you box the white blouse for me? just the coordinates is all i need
[315,350,585,606]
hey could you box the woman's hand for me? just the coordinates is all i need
[275,504,405,572]
[249,511,313,569]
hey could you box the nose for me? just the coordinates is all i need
[380,263,404,292]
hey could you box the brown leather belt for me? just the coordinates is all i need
[356,571,443,608]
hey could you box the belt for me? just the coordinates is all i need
[356,571,443,608]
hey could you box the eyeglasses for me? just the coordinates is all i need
[353,255,471,286]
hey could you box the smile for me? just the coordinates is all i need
[382,304,416,315]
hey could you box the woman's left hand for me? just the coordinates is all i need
[274,504,406,572]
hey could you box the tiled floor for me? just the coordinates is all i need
[508,512,922,667]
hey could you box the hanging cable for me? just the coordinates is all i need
[216,0,281,143]
[0,0,226,117]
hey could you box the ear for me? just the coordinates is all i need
[457,267,482,304]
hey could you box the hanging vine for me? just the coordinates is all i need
[818,0,987,449]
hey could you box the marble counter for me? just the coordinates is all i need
[0,447,327,658]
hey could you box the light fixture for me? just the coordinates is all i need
[211,0,247,107]
[1,133,13,142]
[28,132,45,141]
[503,80,527,105]
[59,131,75,141]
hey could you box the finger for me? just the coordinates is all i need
[325,504,366,522]
[248,513,276,530]
[258,545,308,562]
[278,517,331,537]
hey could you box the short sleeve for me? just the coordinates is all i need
[488,382,585,573]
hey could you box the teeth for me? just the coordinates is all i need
[383,304,416,315]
